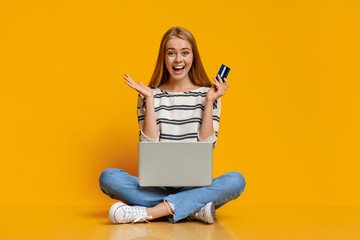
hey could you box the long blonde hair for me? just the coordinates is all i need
[148,27,212,88]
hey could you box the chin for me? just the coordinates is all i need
[172,75,186,81]
[170,71,190,81]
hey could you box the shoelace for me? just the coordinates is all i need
[132,216,152,224]
[122,206,152,224]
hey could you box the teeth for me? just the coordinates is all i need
[174,66,184,69]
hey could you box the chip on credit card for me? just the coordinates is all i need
[216,64,230,83]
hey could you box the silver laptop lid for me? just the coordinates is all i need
[138,142,213,187]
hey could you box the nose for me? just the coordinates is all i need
[175,53,182,63]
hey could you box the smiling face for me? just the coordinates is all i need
[164,37,194,83]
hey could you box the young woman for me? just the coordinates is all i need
[99,26,246,224]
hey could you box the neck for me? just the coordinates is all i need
[164,76,197,92]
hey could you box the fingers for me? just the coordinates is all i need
[214,76,229,87]
[212,76,228,96]
[124,80,135,89]
[124,73,139,87]
[212,77,221,87]
[124,73,140,92]
[124,73,134,83]
[213,76,224,88]
[123,75,153,98]
[214,74,221,84]
[124,74,147,90]
[224,78,229,90]
[125,80,139,92]
[212,80,223,95]
[215,74,228,84]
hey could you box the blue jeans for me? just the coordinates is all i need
[99,168,246,223]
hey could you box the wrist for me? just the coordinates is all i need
[205,94,215,101]
[205,99,214,106]
[144,93,154,99]
[144,95,154,102]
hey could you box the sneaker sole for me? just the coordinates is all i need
[109,202,126,223]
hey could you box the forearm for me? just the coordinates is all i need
[142,96,159,139]
[199,100,215,141]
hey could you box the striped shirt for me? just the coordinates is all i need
[137,86,221,149]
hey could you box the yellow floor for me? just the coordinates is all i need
[1,204,359,239]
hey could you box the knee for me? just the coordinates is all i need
[226,171,246,194]
[99,168,124,189]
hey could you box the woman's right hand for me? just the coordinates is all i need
[124,73,154,99]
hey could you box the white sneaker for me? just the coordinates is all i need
[188,202,216,224]
[109,202,153,224]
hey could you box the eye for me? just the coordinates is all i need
[168,52,175,56]
[183,51,190,56]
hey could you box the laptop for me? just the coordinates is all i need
[138,142,213,187]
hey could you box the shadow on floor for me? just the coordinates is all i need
[77,207,235,239]
[108,221,234,240]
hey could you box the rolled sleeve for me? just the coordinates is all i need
[139,129,160,141]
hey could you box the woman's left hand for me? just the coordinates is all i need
[206,75,229,102]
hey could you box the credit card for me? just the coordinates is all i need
[216,64,230,83]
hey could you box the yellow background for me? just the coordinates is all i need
[1,0,359,209]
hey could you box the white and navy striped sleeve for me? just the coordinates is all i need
[137,93,160,142]
[197,97,221,149]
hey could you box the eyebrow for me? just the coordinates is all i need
[166,47,191,51]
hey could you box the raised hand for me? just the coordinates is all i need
[124,73,154,99]
[205,74,229,102]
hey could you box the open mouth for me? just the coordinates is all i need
[172,66,185,74]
